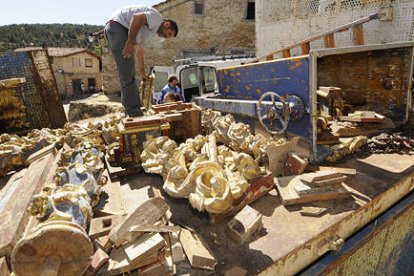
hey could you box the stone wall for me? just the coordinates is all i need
[256,0,414,58]
[102,0,256,94]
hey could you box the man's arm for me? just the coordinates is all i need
[177,87,185,102]
[122,13,147,59]
[160,88,167,104]
[136,46,147,81]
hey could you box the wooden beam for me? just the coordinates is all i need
[250,12,379,63]
[352,24,365,45]
[179,229,216,270]
[0,150,57,256]
[324,33,335,48]
[300,42,310,55]
[282,49,291,58]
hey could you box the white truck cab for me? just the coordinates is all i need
[150,56,254,103]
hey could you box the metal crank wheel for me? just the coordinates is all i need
[257,91,290,135]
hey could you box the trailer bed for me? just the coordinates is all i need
[119,152,414,275]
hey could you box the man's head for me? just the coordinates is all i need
[168,74,178,87]
[157,19,178,38]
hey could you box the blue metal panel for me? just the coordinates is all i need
[217,57,310,101]
[202,57,312,140]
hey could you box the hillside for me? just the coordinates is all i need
[0,23,104,54]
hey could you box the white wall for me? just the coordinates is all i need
[256,0,414,57]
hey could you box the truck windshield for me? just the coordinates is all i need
[202,66,217,93]
[153,71,169,92]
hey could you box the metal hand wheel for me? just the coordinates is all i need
[257,91,290,134]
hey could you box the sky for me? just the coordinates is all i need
[0,0,162,26]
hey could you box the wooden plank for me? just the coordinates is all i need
[123,233,165,265]
[0,257,10,276]
[299,206,328,217]
[170,230,185,263]
[89,215,123,240]
[275,176,349,206]
[352,24,365,45]
[94,172,125,216]
[179,228,216,270]
[0,150,56,256]
[266,54,273,61]
[162,232,175,274]
[95,235,112,253]
[294,181,346,196]
[300,42,310,55]
[122,115,166,128]
[282,49,291,58]
[85,247,109,276]
[318,166,357,175]
[307,175,348,187]
[300,170,344,183]
[283,153,308,176]
[324,33,335,48]
[102,244,159,275]
[227,205,263,244]
[108,197,169,247]
[27,143,56,164]
[129,224,180,234]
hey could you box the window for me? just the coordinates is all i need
[88,78,96,87]
[194,0,204,15]
[85,58,93,68]
[154,71,169,92]
[246,0,255,20]
[202,67,217,93]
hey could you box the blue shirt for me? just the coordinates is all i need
[160,84,183,103]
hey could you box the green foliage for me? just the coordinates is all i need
[0,23,104,54]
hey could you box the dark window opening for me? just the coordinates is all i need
[72,79,82,95]
[194,1,204,15]
[246,0,255,20]
[85,58,93,67]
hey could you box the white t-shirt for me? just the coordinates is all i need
[111,5,162,47]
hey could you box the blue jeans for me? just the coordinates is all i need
[104,21,143,116]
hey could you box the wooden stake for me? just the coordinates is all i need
[300,42,310,55]
[324,33,335,48]
[352,24,365,45]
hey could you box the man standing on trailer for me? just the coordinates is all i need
[104,5,178,117]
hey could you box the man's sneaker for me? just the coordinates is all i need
[127,111,144,118]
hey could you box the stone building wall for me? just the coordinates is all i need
[52,52,102,98]
[102,0,256,94]
[256,0,414,58]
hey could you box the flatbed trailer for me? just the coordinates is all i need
[186,42,414,274]
[116,151,414,275]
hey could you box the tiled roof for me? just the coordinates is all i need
[153,0,173,8]
[15,47,100,59]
